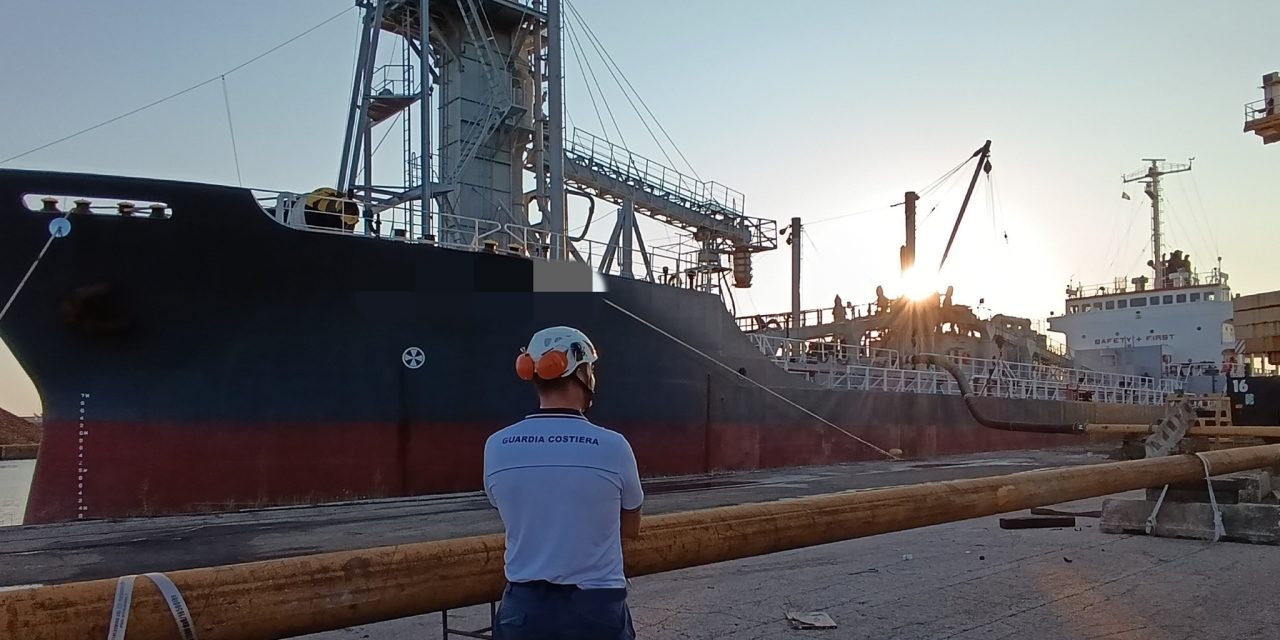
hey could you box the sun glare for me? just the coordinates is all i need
[900,266,941,301]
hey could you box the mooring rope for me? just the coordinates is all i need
[602,298,900,461]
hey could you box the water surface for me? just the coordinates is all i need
[0,459,34,526]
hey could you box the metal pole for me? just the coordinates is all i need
[1149,163,1163,285]
[547,0,566,259]
[348,1,386,196]
[620,200,634,278]
[939,140,991,271]
[419,0,432,239]
[337,9,375,192]
[901,191,917,274]
[790,217,801,332]
[10,445,1280,639]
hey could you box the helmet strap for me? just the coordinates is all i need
[574,364,596,409]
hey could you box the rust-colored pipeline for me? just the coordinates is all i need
[4,445,1280,640]
[914,353,1084,434]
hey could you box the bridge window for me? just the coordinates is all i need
[1150,296,1160,306]
[1131,297,1147,307]
[1117,299,1128,309]
[1190,292,1201,302]
[1105,300,1115,310]
[1205,291,1217,301]
[1176,294,1187,303]
[1069,304,1079,314]
[1163,295,1174,304]
[1092,302,1103,311]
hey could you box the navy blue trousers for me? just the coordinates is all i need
[493,581,635,640]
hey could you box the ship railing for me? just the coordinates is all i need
[256,192,512,250]
[1162,361,1223,379]
[747,334,900,369]
[1065,269,1229,300]
[566,129,746,216]
[253,191,736,288]
[736,301,882,333]
[500,222,693,283]
[760,349,1177,405]
[1245,98,1274,123]
[792,361,1171,405]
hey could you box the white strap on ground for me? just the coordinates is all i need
[603,298,900,460]
[1194,452,1226,542]
[107,572,199,640]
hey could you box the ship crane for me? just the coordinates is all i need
[329,0,777,300]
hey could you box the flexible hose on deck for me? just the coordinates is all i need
[913,354,1085,435]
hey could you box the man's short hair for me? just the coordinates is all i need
[532,374,577,395]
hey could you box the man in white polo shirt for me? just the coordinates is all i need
[484,326,643,640]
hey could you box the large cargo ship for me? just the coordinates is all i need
[0,0,1165,524]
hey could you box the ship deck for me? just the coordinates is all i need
[5,447,1277,639]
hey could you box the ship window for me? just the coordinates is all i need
[1176,294,1187,303]
[1105,301,1115,310]
[1150,296,1160,306]
[1092,302,1103,311]
[1131,297,1147,307]
[1069,304,1079,314]
[1190,292,1201,302]
[1205,292,1217,301]
[1163,295,1173,304]
[1117,299,1128,309]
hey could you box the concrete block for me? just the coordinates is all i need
[1144,479,1242,504]
[1100,498,1280,544]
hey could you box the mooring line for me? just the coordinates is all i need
[602,298,900,461]
[0,229,60,323]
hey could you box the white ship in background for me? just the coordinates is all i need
[1049,159,1236,394]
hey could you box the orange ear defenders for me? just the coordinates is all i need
[515,348,570,381]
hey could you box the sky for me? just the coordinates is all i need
[0,0,1277,415]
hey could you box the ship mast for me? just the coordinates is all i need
[1122,158,1192,287]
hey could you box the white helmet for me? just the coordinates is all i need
[515,326,599,382]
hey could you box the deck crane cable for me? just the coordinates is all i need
[804,204,897,227]
[920,160,972,226]
[564,1,695,178]
[937,141,993,272]
[602,299,901,461]
[565,0,701,180]
[1186,173,1219,258]
[0,6,355,166]
[1174,178,1218,263]
[1164,198,1212,268]
[564,15,624,147]
[918,155,973,197]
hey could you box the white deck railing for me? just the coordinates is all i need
[747,335,1177,406]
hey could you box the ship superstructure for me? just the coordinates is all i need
[1049,159,1235,393]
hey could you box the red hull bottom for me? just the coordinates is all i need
[24,418,1084,524]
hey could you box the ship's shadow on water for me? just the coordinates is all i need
[0,460,35,526]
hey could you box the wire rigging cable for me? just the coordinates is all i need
[220,76,243,187]
[564,16,625,148]
[564,0,697,178]
[603,299,899,461]
[0,6,356,166]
